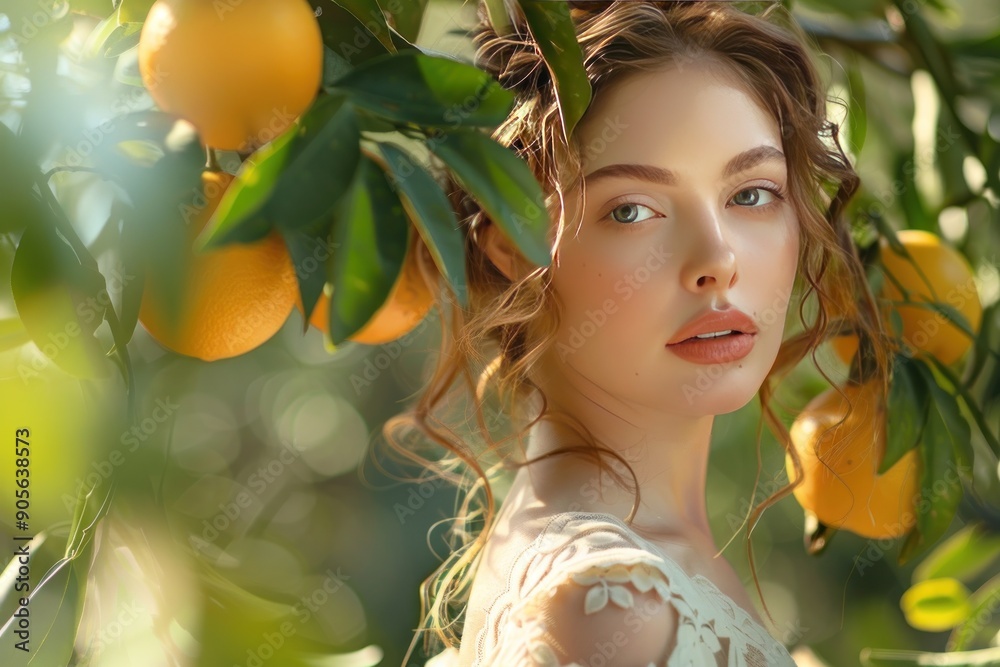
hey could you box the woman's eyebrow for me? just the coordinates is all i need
[582,145,786,186]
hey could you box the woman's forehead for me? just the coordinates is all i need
[573,64,783,180]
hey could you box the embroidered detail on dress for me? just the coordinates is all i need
[453,512,797,667]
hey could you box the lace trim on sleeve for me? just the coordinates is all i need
[467,512,795,667]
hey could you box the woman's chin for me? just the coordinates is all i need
[672,381,762,416]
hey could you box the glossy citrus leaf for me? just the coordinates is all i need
[882,353,928,474]
[924,358,975,484]
[518,0,592,140]
[332,0,396,53]
[0,122,44,235]
[949,572,1000,651]
[265,95,361,233]
[385,0,428,43]
[115,199,146,345]
[428,128,551,268]
[312,0,390,66]
[282,220,335,330]
[326,155,409,344]
[116,0,155,23]
[0,554,86,665]
[898,362,964,565]
[200,124,299,248]
[378,142,468,309]
[846,58,867,155]
[331,51,515,128]
[901,577,972,632]
[914,523,1000,584]
[11,223,111,379]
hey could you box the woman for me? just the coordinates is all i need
[386,1,893,665]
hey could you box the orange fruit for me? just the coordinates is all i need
[138,0,322,152]
[139,171,298,361]
[786,382,921,539]
[831,230,981,366]
[297,233,435,345]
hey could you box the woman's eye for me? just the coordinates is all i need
[731,187,779,207]
[608,201,658,224]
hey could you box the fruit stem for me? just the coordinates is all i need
[205,146,220,172]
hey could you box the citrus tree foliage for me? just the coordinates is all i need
[0,0,997,665]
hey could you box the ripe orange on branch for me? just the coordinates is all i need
[785,381,920,539]
[138,0,323,151]
[138,171,298,361]
[831,229,981,366]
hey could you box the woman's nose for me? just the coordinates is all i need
[678,205,738,294]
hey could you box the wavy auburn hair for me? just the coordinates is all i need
[379,0,895,660]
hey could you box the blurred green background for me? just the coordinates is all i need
[1,0,999,665]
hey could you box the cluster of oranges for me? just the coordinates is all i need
[787,230,981,539]
[134,0,435,361]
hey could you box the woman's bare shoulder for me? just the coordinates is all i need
[457,508,684,667]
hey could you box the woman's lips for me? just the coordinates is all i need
[666,331,756,364]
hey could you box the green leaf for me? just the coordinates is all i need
[898,361,965,564]
[882,354,928,473]
[115,200,145,345]
[97,20,143,58]
[281,221,336,328]
[330,51,514,128]
[378,142,467,309]
[264,95,361,232]
[81,12,120,58]
[914,523,1000,584]
[11,223,111,379]
[923,360,975,484]
[116,0,155,23]
[331,0,397,53]
[901,577,972,632]
[0,555,85,665]
[385,0,428,43]
[518,0,592,140]
[861,645,1000,666]
[0,318,30,353]
[312,0,391,66]
[326,154,410,344]
[67,0,114,18]
[200,125,299,248]
[950,572,1000,651]
[0,122,45,235]
[847,58,868,155]
[427,128,551,268]
[111,135,205,329]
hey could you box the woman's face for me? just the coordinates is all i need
[545,60,800,416]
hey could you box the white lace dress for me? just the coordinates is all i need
[424,512,798,667]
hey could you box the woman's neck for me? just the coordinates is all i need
[516,395,717,549]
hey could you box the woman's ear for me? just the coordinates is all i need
[480,221,521,282]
